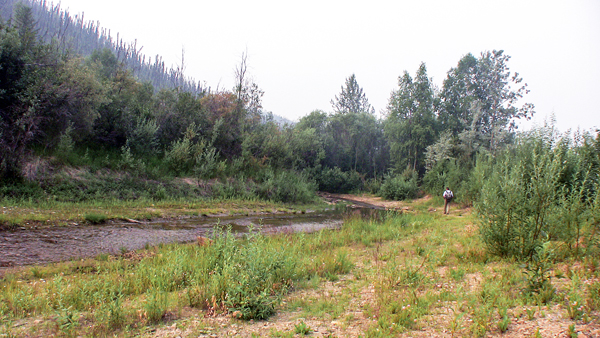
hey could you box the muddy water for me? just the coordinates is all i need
[0,210,350,267]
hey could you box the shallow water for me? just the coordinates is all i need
[0,210,347,267]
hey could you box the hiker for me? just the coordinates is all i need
[443,187,454,215]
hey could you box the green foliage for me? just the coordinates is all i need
[379,170,418,201]
[194,146,224,182]
[0,180,44,200]
[331,74,374,115]
[523,242,555,303]
[288,127,325,171]
[163,123,209,175]
[84,213,108,224]
[55,306,78,332]
[294,321,312,335]
[422,159,464,200]
[322,110,386,178]
[316,167,363,193]
[96,296,125,330]
[56,124,75,161]
[143,289,168,323]
[587,281,600,311]
[476,125,599,259]
[385,63,438,175]
[119,145,146,173]
[207,228,298,320]
[477,129,562,258]
[127,116,159,157]
[211,177,257,200]
[242,120,290,169]
[439,50,534,153]
[0,167,204,203]
[257,170,316,204]
[496,308,509,333]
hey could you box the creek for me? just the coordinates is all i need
[0,205,385,267]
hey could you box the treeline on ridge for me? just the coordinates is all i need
[0,0,204,93]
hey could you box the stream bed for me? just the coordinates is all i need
[0,209,350,267]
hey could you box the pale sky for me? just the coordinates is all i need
[55,0,599,133]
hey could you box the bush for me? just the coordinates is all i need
[476,126,599,259]
[85,213,108,224]
[257,170,316,204]
[316,167,363,193]
[476,139,561,258]
[211,177,258,200]
[0,180,45,200]
[422,159,467,201]
[206,228,298,320]
[379,172,418,201]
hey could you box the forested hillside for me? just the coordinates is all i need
[1,1,599,227]
[0,0,204,93]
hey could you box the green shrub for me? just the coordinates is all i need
[476,131,563,258]
[84,213,108,224]
[476,126,599,259]
[0,181,44,200]
[523,242,555,303]
[56,124,75,162]
[294,321,312,335]
[316,167,363,193]
[209,228,298,320]
[211,177,257,200]
[127,117,159,157]
[143,289,168,323]
[422,158,474,203]
[257,170,316,204]
[379,173,418,201]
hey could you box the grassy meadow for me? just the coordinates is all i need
[0,197,599,337]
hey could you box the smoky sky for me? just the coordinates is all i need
[57,0,599,132]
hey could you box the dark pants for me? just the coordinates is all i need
[444,198,451,214]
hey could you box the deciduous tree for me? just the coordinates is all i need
[384,63,437,174]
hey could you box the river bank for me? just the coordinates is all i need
[1,196,598,338]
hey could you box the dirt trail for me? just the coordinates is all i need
[321,192,433,209]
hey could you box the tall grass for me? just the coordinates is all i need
[2,205,598,337]
[0,211,426,333]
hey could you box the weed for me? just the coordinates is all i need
[294,321,312,335]
[96,295,126,330]
[565,298,585,320]
[496,307,510,333]
[395,262,426,288]
[588,281,600,311]
[30,266,43,278]
[96,253,109,261]
[269,328,294,338]
[449,306,465,337]
[526,308,535,320]
[84,213,108,224]
[55,306,78,332]
[470,305,492,337]
[568,324,577,338]
[144,289,168,324]
[523,242,555,303]
[450,268,465,281]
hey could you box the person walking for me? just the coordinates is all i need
[443,187,454,215]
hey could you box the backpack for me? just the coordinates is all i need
[443,190,453,200]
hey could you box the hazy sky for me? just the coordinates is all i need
[55,0,599,132]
